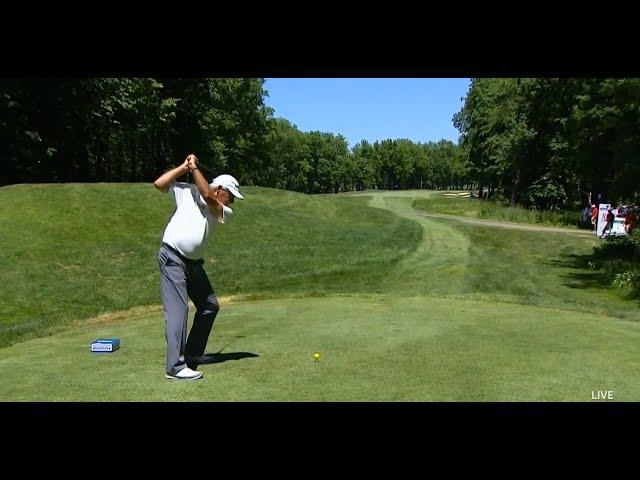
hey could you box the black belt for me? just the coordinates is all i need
[161,243,203,264]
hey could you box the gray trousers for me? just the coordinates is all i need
[157,243,220,375]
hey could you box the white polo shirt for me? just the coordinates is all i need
[161,182,218,260]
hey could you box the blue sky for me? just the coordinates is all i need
[263,78,470,149]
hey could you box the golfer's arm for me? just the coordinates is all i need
[191,168,224,221]
[153,165,188,193]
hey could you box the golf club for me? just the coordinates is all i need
[187,159,216,183]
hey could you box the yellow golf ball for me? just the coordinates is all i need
[313,352,320,361]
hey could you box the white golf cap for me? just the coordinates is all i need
[210,174,244,199]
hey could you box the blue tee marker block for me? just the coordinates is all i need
[90,338,120,353]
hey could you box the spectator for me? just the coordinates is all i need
[625,205,635,235]
[602,207,615,237]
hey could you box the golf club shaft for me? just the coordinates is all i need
[196,160,215,176]
[188,160,215,183]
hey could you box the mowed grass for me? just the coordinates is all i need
[2,186,639,401]
[358,191,634,317]
[1,296,638,401]
[0,184,421,348]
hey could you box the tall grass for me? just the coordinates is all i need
[412,194,581,227]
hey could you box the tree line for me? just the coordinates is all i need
[454,78,640,209]
[0,78,466,192]
[3,78,638,207]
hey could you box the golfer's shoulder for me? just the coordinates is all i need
[169,181,192,194]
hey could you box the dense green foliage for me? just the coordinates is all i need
[1,79,466,192]
[454,78,640,208]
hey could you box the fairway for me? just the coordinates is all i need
[1,186,639,401]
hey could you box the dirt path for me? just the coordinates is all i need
[415,212,595,236]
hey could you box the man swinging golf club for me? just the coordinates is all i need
[153,154,244,380]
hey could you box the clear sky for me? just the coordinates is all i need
[263,78,471,149]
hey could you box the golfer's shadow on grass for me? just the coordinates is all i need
[196,351,259,364]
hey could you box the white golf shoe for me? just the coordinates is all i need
[165,367,203,381]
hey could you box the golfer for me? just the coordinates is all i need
[153,154,244,380]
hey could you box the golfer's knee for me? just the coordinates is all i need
[200,295,219,317]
